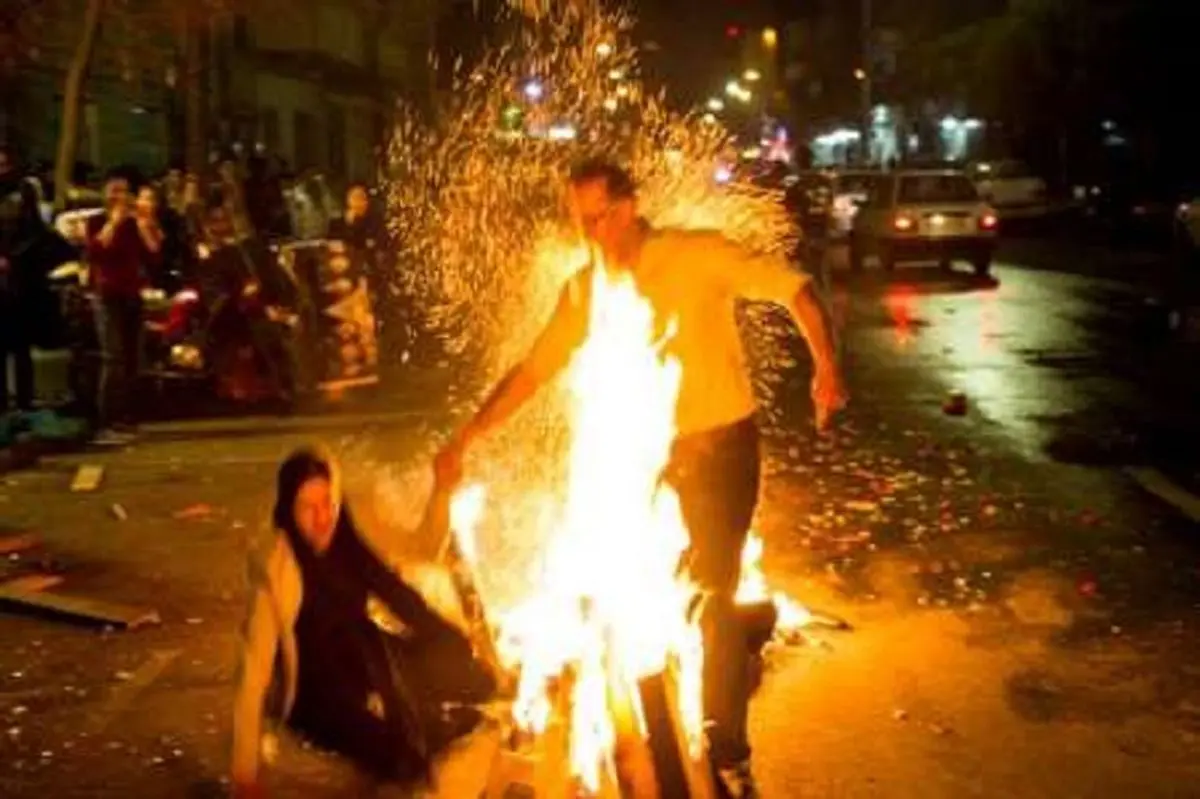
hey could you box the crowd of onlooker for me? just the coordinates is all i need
[1,142,389,446]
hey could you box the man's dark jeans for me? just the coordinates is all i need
[663,415,762,768]
[93,294,142,428]
[0,311,34,412]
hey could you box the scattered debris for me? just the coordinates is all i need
[942,391,968,416]
[0,533,41,557]
[173,503,215,521]
[0,574,64,594]
[70,465,105,492]
[0,585,160,630]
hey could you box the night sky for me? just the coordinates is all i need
[634,0,776,107]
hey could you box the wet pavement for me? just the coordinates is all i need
[2,244,1200,797]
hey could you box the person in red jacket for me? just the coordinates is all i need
[85,169,162,443]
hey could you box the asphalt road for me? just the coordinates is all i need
[2,247,1200,797]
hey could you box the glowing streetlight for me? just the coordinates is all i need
[707,97,724,112]
[608,68,624,81]
[702,112,717,124]
[743,68,761,83]
[853,68,866,81]
[523,79,544,100]
[725,79,742,97]
[762,27,778,48]
[595,42,613,57]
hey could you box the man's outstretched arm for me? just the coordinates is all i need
[436,274,590,485]
[717,236,846,427]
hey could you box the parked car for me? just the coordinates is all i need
[848,169,999,275]
[969,159,1048,214]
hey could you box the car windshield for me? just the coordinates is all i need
[898,174,978,204]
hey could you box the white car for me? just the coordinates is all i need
[848,169,999,275]
[970,160,1048,214]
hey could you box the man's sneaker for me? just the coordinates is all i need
[716,759,760,799]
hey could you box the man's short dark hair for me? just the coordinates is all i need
[105,165,142,191]
[569,157,636,200]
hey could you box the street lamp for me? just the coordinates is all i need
[707,97,725,112]
[762,27,777,49]
[854,68,866,81]
[743,68,761,83]
[595,42,613,58]
[725,79,742,97]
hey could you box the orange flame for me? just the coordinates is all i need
[454,263,810,791]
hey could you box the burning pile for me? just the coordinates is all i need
[382,1,830,794]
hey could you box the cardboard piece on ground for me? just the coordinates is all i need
[71,465,105,492]
[0,533,42,556]
[0,585,160,629]
[0,574,64,594]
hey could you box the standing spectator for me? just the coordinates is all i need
[328,182,386,314]
[0,145,43,414]
[244,154,292,242]
[217,155,254,241]
[327,183,383,253]
[146,183,190,289]
[86,169,162,443]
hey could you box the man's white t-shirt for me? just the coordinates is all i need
[526,227,809,436]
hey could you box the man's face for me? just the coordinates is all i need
[568,178,636,262]
[104,178,131,210]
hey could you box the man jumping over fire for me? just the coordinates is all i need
[435,158,847,797]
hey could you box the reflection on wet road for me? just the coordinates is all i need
[839,258,1195,467]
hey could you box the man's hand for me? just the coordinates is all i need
[811,366,848,431]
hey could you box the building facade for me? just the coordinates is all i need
[4,0,439,183]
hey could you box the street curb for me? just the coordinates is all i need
[0,439,43,475]
[140,409,431,437]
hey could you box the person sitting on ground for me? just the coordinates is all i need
[231,447,496,798]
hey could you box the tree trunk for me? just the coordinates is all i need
[182,21,205,175]
[52,0,105,213]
